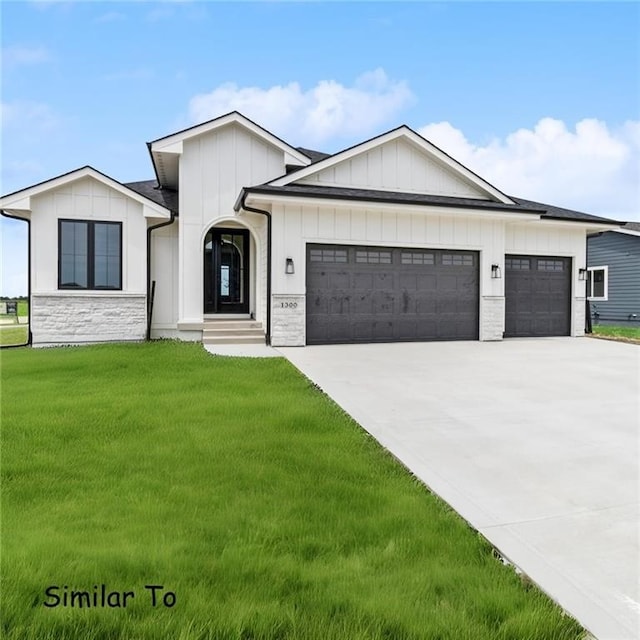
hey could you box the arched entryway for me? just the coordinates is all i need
[203,227,250,314]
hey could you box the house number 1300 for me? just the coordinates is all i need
[280,302,298,309]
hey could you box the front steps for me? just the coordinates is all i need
[202,318,265,345]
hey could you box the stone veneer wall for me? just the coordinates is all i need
[270,294,306,346]
[31,294,146,345]
[480,296,505,341]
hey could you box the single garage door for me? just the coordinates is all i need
[306,244,479,345]
[504,255,571,337]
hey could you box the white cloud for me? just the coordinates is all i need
[2,45,50,69]
[188,69,414,147]
[419,118,640,221]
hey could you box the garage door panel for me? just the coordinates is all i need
[306,244,478,344]
[505,255,571,338]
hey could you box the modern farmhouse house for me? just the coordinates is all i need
[0,111,620,347]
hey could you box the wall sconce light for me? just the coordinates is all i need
[578,268,588,281]
[491,264,502,279]
[285,257,295,275]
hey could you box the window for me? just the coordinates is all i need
[505,258,530,270]
[442,253,474,266]
[587,266,608,301]
[355,250,391,264]
[401,252,435,265]
[59,220,122,289]
[537,259,565,271]
[309,248,347,263]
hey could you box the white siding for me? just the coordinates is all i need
[178,123,285,324]
[296,139,489,199]
[149,220,179,331]
[30,176,148,295]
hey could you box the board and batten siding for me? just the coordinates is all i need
[29,176,149,345]
[149,220,179,336]
[296,138,488,199]
[587,232,640,325]
[270,202,507,345]
[178,124,285,324]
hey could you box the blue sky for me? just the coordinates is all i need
[2,0,639,296]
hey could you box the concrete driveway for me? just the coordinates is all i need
[279,338,639,640]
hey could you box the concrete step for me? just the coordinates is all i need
[201,319,265,346]
[203,335,266,345]
[202,321,263,331]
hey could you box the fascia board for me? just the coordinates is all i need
[0,167,171,219]
[149,112,310,166]
[268,126,514,205]
[242,192,541,221]
[514,218,621,231]
[612,228,640,237]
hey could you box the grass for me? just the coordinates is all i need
[591,324,640,341]
[1,341,585,640]
[0,326,28,346]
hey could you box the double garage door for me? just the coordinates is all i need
[306,244,479,345]
[306,245,572,344]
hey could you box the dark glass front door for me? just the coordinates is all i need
[204,228,250,314]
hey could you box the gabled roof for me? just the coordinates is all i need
[0,166,172,219]
[148,111,312,189]
[268,125,515,205]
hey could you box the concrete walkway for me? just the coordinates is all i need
[280,338,639,640]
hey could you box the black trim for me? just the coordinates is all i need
[58,219,122,290]
[244,185,546,215]
[146,212,176,340]
[238,193,271,345]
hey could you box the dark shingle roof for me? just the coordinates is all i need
[124,180,179,214]
[295,147,332,164]
[243,183,620,224]
[509,197,620,224]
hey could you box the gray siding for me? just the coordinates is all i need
[587,232,640,325]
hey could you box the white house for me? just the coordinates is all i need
[0,111,620,347]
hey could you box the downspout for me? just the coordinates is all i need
[0,211,32,347]
[146,210,176,340]
[238,192,272,345]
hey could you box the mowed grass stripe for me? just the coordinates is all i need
[1,341,584,639]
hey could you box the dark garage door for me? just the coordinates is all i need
[505,255,571,337]
[306,244,479,345]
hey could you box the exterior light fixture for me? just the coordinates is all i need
[491,264,502,279]
[578,268,588,281]
[285,257,295,274]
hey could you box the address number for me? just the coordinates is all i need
[280,302,298,309]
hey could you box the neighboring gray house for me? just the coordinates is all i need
[587,222,640,326]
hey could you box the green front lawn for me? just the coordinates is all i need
[0,326,28,346]
[591,324,640,340]
[1,341,584,639]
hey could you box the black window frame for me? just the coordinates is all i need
[58,219,123,290]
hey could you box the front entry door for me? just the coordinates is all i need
[204,228,250,314]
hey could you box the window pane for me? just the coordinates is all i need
[94,223,121,288]
[60,221,88,288]
[593,270,605,297]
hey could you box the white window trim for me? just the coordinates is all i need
[587,265,608,301]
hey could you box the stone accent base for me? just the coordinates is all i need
[271,294,305,346]
[480,296,505,341]
[32,294,146,345]
[574,297,586,337]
